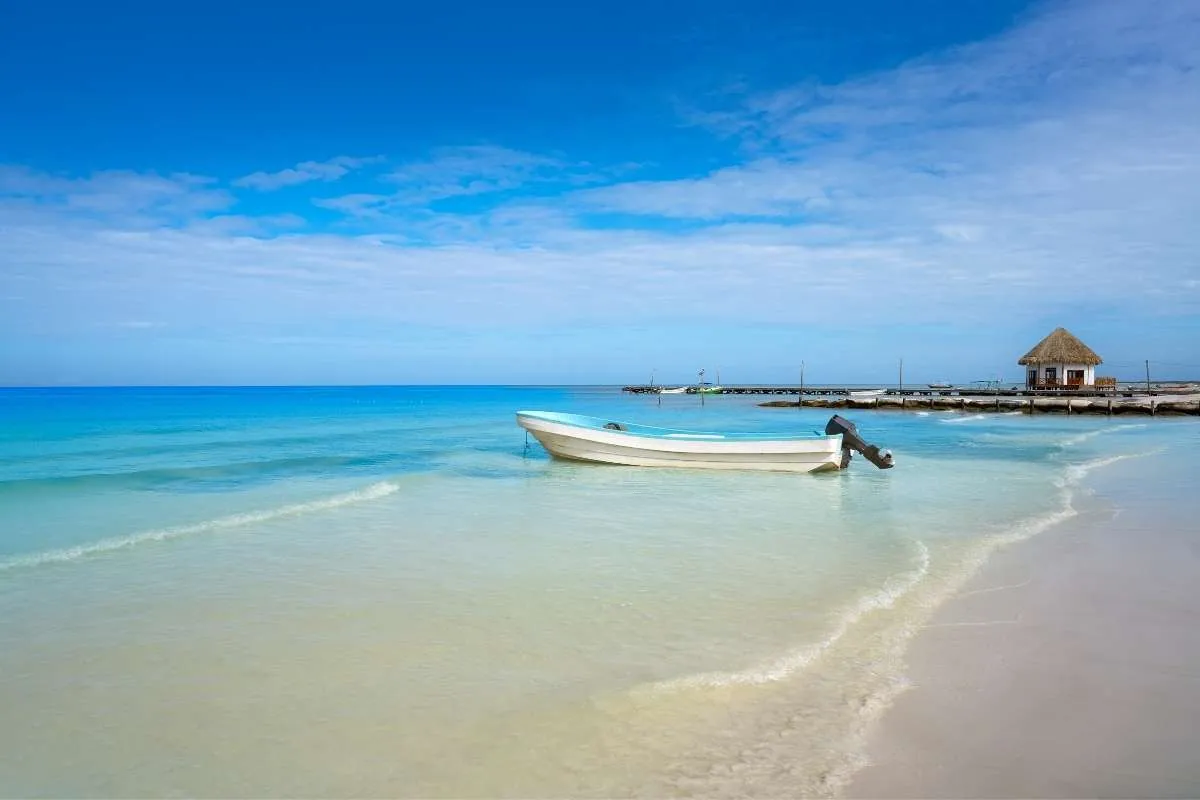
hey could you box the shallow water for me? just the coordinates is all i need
[0,387,1193,797]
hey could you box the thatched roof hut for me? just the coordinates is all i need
[1018,327,1102,366]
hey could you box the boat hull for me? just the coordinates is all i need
[517,412,843,473]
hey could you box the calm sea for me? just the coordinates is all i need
[0,386,1193,797]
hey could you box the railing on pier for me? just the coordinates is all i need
[621,385,1177,398]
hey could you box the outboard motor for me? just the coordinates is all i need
[825,415,895,470]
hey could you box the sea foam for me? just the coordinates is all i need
[645,541,931,692]
[0,480,400,571]
[1061,423,1147,448]
[941,414,988,424]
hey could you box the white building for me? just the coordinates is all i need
[1018,327,1102,388]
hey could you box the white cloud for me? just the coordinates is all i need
[233,156,382,191]
[575,159,829,219]
[0,166,233,225]
[565,0,1200,319]
[316,145,605,217]
[2,0,1198,374]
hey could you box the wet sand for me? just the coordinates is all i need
[848,453,1200,799]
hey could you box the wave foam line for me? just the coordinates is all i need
[646,541,932,692]
[941,414,988,424]
[1063,449,1162,485]
[1061,423,1148,448]
[0,480,400,572]
[808,446,1163,797]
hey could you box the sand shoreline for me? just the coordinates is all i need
[846,451,1200,799]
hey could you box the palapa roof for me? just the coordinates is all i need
[1018,327,1102,366]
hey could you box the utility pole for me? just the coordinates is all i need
[799,361,805,408]
[1146,359,1151,394]
[899,357,904,393]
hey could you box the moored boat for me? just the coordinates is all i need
[516,411,894,473]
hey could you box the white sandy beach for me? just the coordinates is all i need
[848,449,1200,799]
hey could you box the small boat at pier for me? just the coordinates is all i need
[516,411,893,473]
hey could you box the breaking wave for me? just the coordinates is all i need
[0,480,401,572]
[1060,423,1147,448]
[644,541,931,692]
[941,414,988,424]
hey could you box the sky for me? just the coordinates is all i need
[2,0,1198,386]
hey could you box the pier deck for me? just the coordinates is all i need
[622,385,1195,399]
[621,385,1200,416]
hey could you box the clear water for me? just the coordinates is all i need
[0,387,1193,797]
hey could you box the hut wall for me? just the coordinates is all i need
[1036,363,1095,387]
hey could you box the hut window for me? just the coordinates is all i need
[1067,369,1085,385]
[1044,367,1058,384]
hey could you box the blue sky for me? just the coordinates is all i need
[2,0,1198,385]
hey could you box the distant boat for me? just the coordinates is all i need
[849,388,886,398]
[695,369,722,393]
[658,386,688,394]
[927,382,953,390]
[516,411,894,473]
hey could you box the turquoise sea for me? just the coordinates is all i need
[0,386,1195,797]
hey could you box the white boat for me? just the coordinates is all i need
[658,386,688,394]
[516,411,894,473]
[849,388,886,398]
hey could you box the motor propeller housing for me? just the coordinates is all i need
[824,415,895,469]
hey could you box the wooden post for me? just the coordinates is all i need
[1107,399,1113,416]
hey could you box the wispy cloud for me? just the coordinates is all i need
[575,159,830,220]
[233,155,383,191]
[0,165,233,225]
[315,145,606,217]
[568,0,1200,311]
[2,0,1198,382]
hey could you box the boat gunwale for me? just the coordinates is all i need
[515,410,838,443]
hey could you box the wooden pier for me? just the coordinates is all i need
[759,395,1200,416]
[621,385,1200,416]
[621,384,1196,399]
